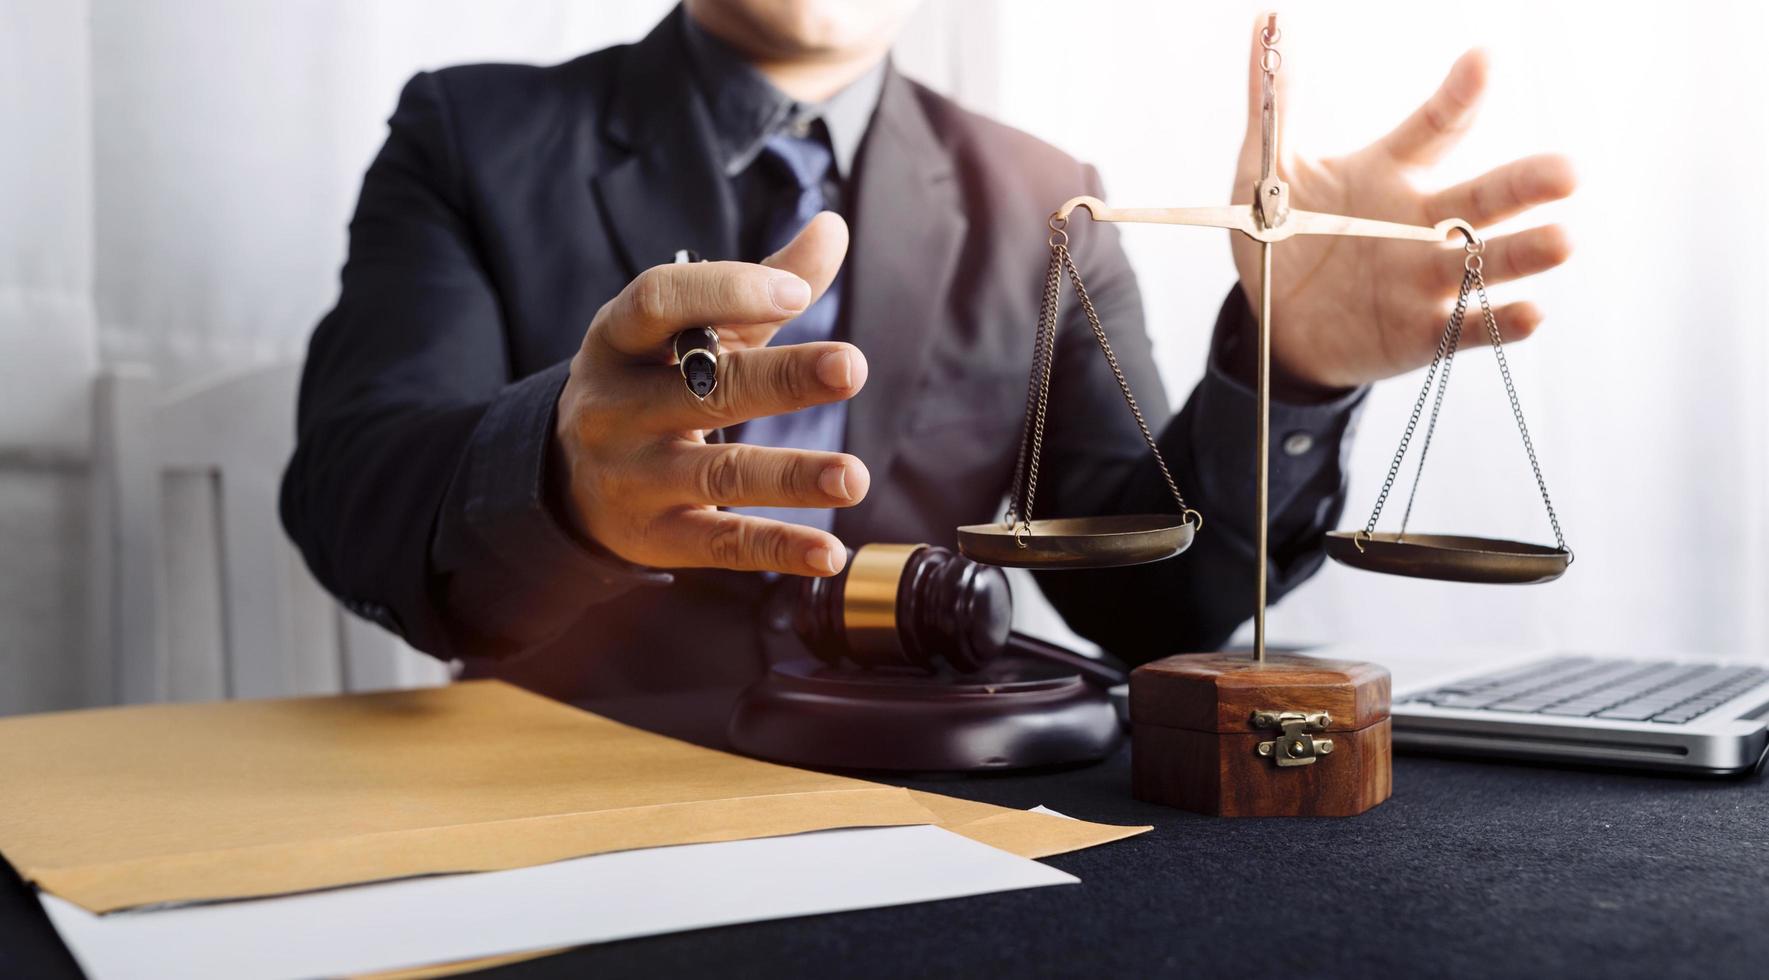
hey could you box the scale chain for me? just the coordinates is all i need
[1363,241,1569,555]
[1396,267,1473,538]
[1473,262,1568,553]
[1005,227,1198,542]
[1363,275,1464,537]
[1005,243,1064,534]
[1061,247,1191,520]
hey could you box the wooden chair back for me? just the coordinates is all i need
[87,363,448,703]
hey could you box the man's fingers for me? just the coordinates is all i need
[637,341,868,431]
[1467,225,1574,287]
[1430,154,1576,229]
[1479,300,1546,345]
[595,261,814,359]
[568,341,863,446]
[1401,227,1566,363]
[1442,299,1545,347]
[648,509,848,577]
[1380,48,1489,166]
[1402,299,1544,364]
[645,443,870,509]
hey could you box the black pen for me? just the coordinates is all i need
[670,249,725,446]
[671,249,719,400]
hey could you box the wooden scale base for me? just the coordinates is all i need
[1129,652,1392,817]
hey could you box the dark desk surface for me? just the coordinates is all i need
[4,750,1764,979]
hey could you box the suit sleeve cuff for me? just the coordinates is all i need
[442,361,672,606]
[1189,291,1367,540]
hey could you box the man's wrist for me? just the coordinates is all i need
[544,421,593,549]
[442,362,670,589]
[543,393,666,576]
[1220,287,1356,405]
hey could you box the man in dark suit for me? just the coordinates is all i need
[282,2,1572,738]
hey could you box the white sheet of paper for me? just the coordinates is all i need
[41,825,1076,980]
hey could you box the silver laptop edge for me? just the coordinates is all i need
[1320,648,1769,775]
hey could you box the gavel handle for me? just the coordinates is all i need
[1004,631,1128,688]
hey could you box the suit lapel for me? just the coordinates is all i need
[836,70,967,542]
[591,14,738,275]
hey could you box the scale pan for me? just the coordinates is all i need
[957,514,1194,569]
[1324,531,1569,584]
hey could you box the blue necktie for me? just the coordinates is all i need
[732,128,847,532]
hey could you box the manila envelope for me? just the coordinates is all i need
[0,680,1145,914]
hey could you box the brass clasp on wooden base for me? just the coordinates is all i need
[1252,710,1335,767]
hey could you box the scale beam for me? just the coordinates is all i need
[1052,195,1475,247]
[1049,191,1478,667]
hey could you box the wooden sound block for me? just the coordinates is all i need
[1129,652,1391,817]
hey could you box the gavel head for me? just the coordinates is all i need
[795,543,1013,674]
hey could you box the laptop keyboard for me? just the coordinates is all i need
[1402,657,1769,725]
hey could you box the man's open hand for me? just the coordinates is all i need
[1233,15,1576,392]
[551,212,868,577]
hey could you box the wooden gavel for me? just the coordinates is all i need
[795,543,1124,685]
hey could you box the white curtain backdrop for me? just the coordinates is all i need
[2,0,1764,715]
[1,0,96,449]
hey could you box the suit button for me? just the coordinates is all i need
[1282,432,1315,456]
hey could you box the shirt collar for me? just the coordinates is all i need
[679,6,886,180]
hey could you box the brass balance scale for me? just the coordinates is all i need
[959,16,1572,603]
[953,16,1574,815]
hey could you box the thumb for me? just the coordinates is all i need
[762,211,848,309]
[1239,11,1288,184]
[718,211,849,350]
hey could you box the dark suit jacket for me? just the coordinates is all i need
[282,11,1360,735]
